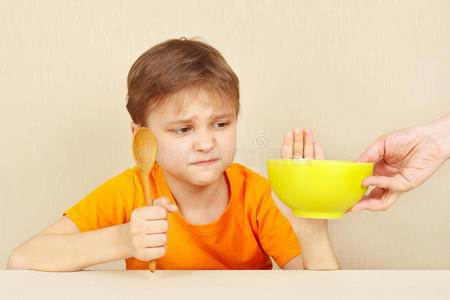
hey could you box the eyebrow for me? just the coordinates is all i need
[165,113,234,125]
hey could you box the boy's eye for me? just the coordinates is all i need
[172,122,228,135]
[213,122,228,128]
[174,127,191,134]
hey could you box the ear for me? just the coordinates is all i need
[131,122,140,135]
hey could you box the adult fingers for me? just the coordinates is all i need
[351,188,402,212]
[362,175,408,191]
[350,188,384,212]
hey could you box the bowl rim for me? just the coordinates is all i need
[267,159,374,165]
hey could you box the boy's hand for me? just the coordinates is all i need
[281,127,324,160]
[124,197,178,262]
[272,128,328,225]
[276,128,340,270]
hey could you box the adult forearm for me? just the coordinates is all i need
[7,223,131,272]
[292,220,340,270]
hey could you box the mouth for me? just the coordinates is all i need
[192,158,220,166]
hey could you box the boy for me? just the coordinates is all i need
[8,38,339,271]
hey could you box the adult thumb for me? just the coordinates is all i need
[153,196,178,213]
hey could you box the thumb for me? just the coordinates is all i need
[153,196,178,213]
[354,137,386,163]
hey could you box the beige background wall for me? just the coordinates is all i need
[1,0,449,270]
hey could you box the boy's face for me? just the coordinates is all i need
[133,88,237,187]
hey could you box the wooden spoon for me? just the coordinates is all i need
[132,127,158,273]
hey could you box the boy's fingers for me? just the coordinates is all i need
[293,128,303,159]
[313,141,325,160]
[303,128,314,159]
[153,197,178,213]
[140,246,167,261]
[143,234,168,248]
[281,132,293,159]
[153,197,171,207]
[144,220,170,234]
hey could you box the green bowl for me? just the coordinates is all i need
[267,159,374,218]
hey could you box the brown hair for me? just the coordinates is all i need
[126,37,240,126]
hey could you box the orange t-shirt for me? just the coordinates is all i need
[63,162,301,270]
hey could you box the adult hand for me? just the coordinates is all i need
[351,114,450,212]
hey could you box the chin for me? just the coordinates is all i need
[190,180,216,187]
[188,167,223,186]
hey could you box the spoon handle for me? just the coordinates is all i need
[142,169,152,207]
[140,168,156,273]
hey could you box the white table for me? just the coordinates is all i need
[1,270,449,299]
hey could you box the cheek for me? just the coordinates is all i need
[156,140,187,167]
[222,136,236,151]
[218,132,236,163]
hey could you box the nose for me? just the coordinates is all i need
[193,128,215,152]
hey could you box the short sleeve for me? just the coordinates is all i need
[63,169,136,232]
[256,185,302,268]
